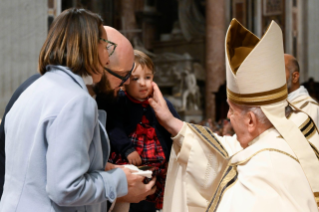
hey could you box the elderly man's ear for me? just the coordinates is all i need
[292,72,300,84]
[246,112,258,133]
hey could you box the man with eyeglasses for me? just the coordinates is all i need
[95,26,160,210]
[96,26,136,127]
[100,26,135,93]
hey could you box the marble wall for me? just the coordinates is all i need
[0,0,47,117]
[307,0,319,82]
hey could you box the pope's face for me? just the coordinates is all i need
[227,100,251,148]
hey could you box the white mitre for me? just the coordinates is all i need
[225,19,319,204]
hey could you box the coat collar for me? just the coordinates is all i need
[45,65,88,92]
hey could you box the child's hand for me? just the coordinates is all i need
[127,151,142,166]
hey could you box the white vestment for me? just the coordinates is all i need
[163,118,319,212]
[288,86,319,128]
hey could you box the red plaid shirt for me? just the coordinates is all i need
[109,113,167,209]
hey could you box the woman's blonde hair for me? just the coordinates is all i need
[38,8,103,76]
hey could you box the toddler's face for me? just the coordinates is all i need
[125,65,153,100]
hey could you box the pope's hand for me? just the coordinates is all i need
[148,82,183,136]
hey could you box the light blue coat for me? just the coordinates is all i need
[1,65,127,212]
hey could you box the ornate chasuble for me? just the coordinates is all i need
[163,122,319,212]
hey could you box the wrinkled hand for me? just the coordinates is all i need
[127,151,142,166]
[148,82,173,126]
[148,82,183,136]
[118,167,156,203]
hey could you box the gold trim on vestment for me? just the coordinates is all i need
[287,116,319,160]
[309,142,319,160]
[299,117,311,130]
[206,165,238,212]
[314,192,319,207]
[298,101,319,109]
[300,101,310,110]
[227,84,288,106]
[231,148,299,165]
[292,96,316,105]
[206,148,299,212]
[188,123,229,158]
[302,120,315,139]
[288,101,319,134]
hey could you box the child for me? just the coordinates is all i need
[108,50,180,212]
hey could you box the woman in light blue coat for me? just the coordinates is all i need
[0,8,144,212]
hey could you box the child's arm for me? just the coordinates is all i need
[126,151,142,166]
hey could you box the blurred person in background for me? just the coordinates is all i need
[285,54,319,127]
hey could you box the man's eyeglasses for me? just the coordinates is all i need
[104,63,135,87]
[99,38,117,56]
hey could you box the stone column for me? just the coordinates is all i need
[306,0,319,81]
[0,0,47,117]
[205,0,226,121]
[120,0,138,40]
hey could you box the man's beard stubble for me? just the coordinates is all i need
[94,72,118,102]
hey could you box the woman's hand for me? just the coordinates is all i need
[105,162,116,171]
[117,167,156,203]
[127,151,142,166]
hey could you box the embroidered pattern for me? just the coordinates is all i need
[299,117,319,160]
[188,123,229,158]
[206,148,299,212]
[206,165,238,212]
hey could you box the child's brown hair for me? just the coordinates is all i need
[133,50,155,74]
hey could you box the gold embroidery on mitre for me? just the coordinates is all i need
[188,123,229,158]
[227,84,288,106]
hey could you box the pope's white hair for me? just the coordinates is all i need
[235,103,273,127]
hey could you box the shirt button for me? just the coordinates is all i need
[110,192,115,199]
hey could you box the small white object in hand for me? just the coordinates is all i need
[123,164,153,178]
